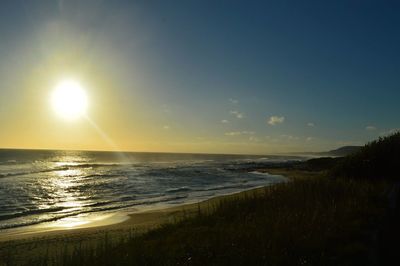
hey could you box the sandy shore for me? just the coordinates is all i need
[0,171,291,243]
[0,182,281,263]
[0,205,192,264]
[0,201,201,243]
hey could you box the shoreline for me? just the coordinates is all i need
[2,165,385,265]
[0,173,286,243]
[0,180,289,264]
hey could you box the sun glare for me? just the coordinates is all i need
[51,80,88,119]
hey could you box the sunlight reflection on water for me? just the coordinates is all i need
[36,159,89,215]
[40,212,129,230]
[0,149,292,231]
[34,160,104,229]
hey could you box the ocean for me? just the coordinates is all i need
[0,149,303,230]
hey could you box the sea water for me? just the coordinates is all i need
[0,149,302,230]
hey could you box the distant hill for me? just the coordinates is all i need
[293,133,400,178]
[323,146,362,156]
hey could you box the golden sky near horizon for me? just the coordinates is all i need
[0,35,327,154]
[0,34,363,154]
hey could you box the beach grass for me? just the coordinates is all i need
[21,175,388,266]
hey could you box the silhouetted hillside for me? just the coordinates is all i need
[324,146,361,156]
[290,146,361,157]
[332,132,400,179]
[301,157,344,171]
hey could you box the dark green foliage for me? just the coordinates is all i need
[301,157,344,172]
[331,132,400,179]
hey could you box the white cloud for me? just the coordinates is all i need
[268,116,285,126]
[280,134,299,140]
[229,98,239,104]
[225,132,242,136]
[249,136,260,142]
[306,137,314,142]
[230,110,244,119]
[221,119,229,124]
[307,122,315,127]
[225,131,255,136]
[163,125,170,130]
[365,125,376,131]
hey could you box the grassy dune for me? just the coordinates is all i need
[23,177,387,266]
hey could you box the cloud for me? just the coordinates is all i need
[229,98,239,104]
[249,136,260,142]
[225,132,241,136]
[230,110,244,119]
[307,122,315,127]
[280,134,299,140]
[221,119,229,124]
[163,125,170,130]
[268,116,285,125]
[306,137,314,142]
[225,131,255,136]
[365,125,376,131]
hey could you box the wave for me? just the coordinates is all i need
[0,152,290,231]
[0,194,189,230]
[0,164,128,179]
[0,160,18,165]
[249,171,272,176]
[0,167,70,178]
[165,187,192,193]
[82,173,123,179]
[0,206,66,222]
[62,163,129,168]
[200,183,252,192]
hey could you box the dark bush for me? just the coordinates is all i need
[331,132,400,180]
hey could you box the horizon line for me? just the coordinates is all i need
[0,145,351,157]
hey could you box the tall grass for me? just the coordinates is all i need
[27,177,388,266]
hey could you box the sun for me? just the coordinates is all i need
[51,79,88,119]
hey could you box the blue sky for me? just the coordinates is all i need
[0,0,399,154]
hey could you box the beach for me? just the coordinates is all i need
[0,156,393,265]
[0,185,275,264]
[0,150,297,264]
[0,149,294,231]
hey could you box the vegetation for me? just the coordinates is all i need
[332,132,400,179]
[298,157,344,172]
[19,177,386,266]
